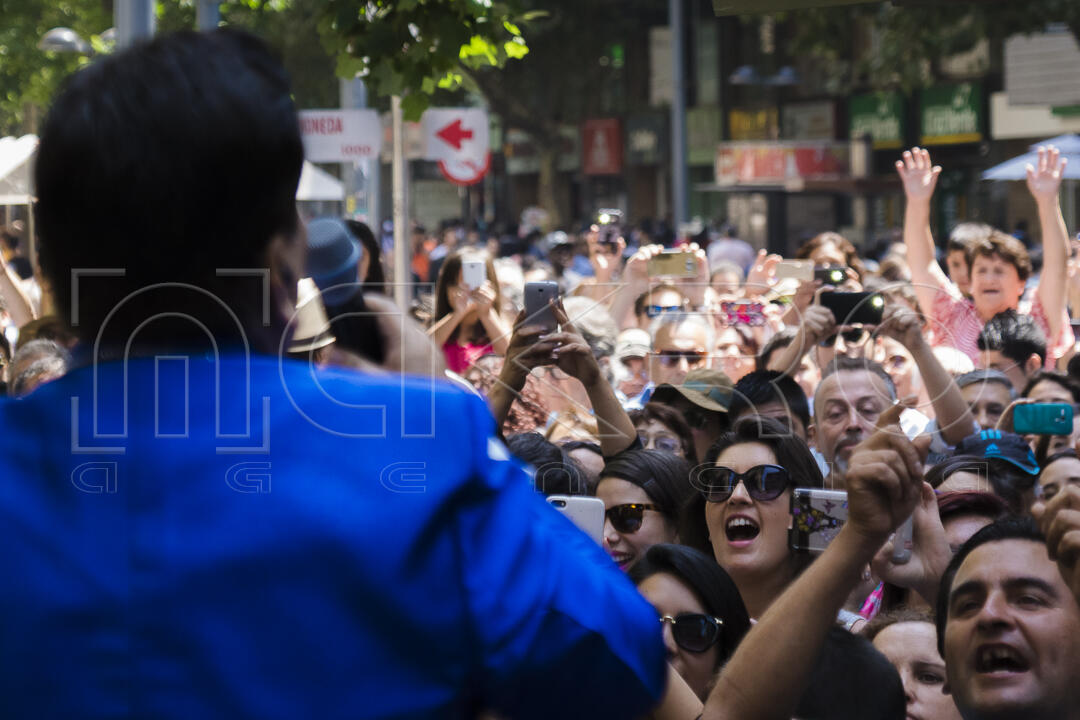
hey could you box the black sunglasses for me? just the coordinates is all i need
[818,327,870,348]
[660,613,723,653]
[656,350,707,368]
[606,503,660,534]
[697,464,792,503]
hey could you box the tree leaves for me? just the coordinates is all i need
[314,0,533,120]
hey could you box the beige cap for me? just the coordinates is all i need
[289,278,336,354]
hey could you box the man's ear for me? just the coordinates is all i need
[1024,353,1042,378]
[807,422,817,450]
[266,227,305,328]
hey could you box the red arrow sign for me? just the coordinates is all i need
[435,119,474,150]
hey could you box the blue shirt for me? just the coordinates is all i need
[0,354,665,718]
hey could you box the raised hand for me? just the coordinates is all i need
[472,281,496,314]
[549,300,602,387]
[500,310,560,387]
[879,303,925,351]
[1032,484,1080,604]
[870,481,952,606]
[744,249,783,298]
[1026,145,1068,205]
[895,147,941,202]
[844,403,927,545]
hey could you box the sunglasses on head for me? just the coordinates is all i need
[819,327,870,348]
[660,613,723,653]
[697,464,792,503]
[656,350,707,368]
[646,304,684,318]
[606,503,659,534]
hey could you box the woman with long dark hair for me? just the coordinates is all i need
[428,251,510,373]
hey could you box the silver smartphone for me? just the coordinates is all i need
[547,495,605,545]
[891,515,913,564]
[523,281,559,332]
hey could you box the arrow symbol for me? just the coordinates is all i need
[436,119,474,150]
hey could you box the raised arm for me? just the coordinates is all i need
[896,147,951,315]
[1029,146,1070,340]
[880,304,976,445]
[703,405,926,720]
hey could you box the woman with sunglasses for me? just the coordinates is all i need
[628,544,751,701]
[596,449,694,571]
[681,415,824,619]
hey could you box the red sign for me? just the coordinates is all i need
[715,142,850,187]
[582,118,623,175]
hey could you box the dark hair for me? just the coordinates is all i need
[968,229,1032,284]
[948,222,993,255]
[955,369,1016,397]
[505,432,586,496]
[432,251,502,345]
[728,370,810,434]
[795,627,905,720]
[820,356,897,400]
[927,453,1032,514]
[937,491,1010,527]
[756,328,796,371]
[1022,369,1080,403]
[863,607,936,646]
[794,232,866,280]
[680,416,823,558]
[599,449,693,526]
[925,454,989,489]
[630,403,696,459]
[977,310,1046,367]
[628,544,751,670]
[935,516,1044,656]
[36,30,303,349]
[344,219,386,295]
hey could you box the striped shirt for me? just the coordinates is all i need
[928,284,1073,367]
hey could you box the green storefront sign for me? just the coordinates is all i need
[920,83,983,145]
[850,92,905,150]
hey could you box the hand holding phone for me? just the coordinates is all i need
[523,281,559,333]
[719,300,766,327]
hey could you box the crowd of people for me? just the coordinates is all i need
[3,26,1080,720]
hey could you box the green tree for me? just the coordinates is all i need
[0,0,111,135]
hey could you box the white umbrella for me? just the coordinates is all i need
[981,134,1080,180]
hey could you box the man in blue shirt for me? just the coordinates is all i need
[0,29,665,718]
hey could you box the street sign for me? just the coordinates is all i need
[299,109,381,162]
[422,108,490,186]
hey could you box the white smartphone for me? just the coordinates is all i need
[461,259,486,291]
[523,281,559,332]
[547,495,605,545]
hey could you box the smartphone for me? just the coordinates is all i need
[891,515,913,564]
[648,250,697,278]
[815,265,848,286]
[775,260,813,282]
[461,259,486,291]
[720,300,766,327]
[524,281,559,333]
[790,488,848,553]
[1013,403,1074,435]
[819,291,885,326]
[547,495,605,545]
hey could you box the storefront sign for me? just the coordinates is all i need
[299,109,382,162]
[582,118,623,175]
[503,128,580,175]
[729,108,780,141]
[921,83,983,145]
[849,92,905,149]
[687,106,722,166]
[715,141,849,187]
[782,101,835,140]
[626,113,667,166]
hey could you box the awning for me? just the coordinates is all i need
[0,134,38,206]
[296,161,344,202]
[981,133,1080,180]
